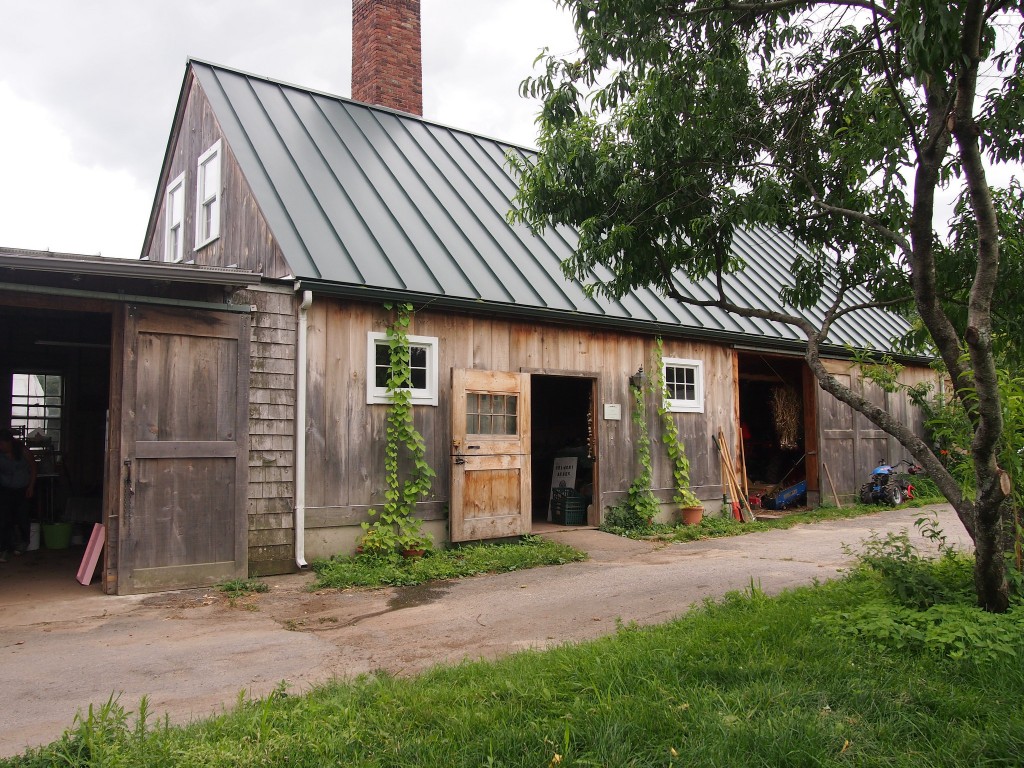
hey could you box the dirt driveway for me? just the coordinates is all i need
[0,504,968,757]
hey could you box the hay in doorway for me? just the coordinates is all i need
[770,385,801,450]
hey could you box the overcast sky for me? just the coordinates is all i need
[0,1,579,259]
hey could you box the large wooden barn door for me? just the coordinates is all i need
[818,359,892,497]
[450,369,531,542]
[116,305,250,594]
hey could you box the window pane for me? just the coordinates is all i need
[478,415,492,434]
[375,367,389,388]
[479,395,491,415]
[410,368,426,390]
[410,345,427,368]
[466,413,477,433]
[667,366,696,401]
[11,372,62,447]
[507,396,517,416]
[505,415,517,434]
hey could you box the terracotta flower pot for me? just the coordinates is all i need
[401,548,426,559]
[679,505,704,526]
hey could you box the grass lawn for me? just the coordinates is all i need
[7,558,1023,767]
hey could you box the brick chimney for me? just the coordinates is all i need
[351,0,423,116]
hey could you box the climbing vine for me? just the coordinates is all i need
[623,374,661,524]
[652,337,701,509]
[360,302,435,555]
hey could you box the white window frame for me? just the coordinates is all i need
[366,332,439,406]
[164,172,185,262]
[663,357,704,413]
[194,140,222,248]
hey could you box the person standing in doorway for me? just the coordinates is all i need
[0,429,37,560]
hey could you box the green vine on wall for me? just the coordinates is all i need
[360,302,435,555]
[623,376,661,524]
[652,337,702,509]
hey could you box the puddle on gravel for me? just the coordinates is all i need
[387,582,451,611]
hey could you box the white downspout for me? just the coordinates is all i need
[294,288,313,569]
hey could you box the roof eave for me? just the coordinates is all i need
[0,249,262,288]
[293,278,933,365]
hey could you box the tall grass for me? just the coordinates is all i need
[7,566,1022,767]
[312,535,586,589]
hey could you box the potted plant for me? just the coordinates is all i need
[357,521,399,558]
[396,517,433,558]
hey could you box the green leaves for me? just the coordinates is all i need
[362,303,435,556]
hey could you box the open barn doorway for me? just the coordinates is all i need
[530,375,597,528]
[737,352,818,511]
[0,303,112,598]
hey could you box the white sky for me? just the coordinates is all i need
[0,3,1016,261]
[0,0,579,259]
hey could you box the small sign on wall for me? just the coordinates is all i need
[548,456,578,521]
[603,403,622,420]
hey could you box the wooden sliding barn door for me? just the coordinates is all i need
[450,369,531,542]
[116,305,250,594]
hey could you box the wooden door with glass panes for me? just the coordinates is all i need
[450,369,531,542]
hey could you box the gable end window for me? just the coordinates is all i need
[164,172,185,262]
[663,357,704,413]
[366,332,439,406]
[195,140,222,248]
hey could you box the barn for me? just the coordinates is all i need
[0,1,935,595]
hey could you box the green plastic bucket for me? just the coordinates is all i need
[42,522,73,550]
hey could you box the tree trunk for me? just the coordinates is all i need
[973,495,1011,612]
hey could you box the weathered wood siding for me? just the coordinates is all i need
[144,73,290,278]
[818,358,937,499]
[303,300,735,531]
[241,287,298,575]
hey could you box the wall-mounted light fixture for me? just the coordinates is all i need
[628,366,647,389]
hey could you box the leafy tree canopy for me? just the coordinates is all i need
[511,0,1024,611]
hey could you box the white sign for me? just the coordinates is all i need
[603,403,622,420]
[547,456,578,521]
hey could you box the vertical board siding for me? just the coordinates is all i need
[241,288,298,575]
[818,359,938,499]
[303,302,737,527]
[144,75,290,278]
[231,293,939,566]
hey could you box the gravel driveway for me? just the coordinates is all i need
[0,504,969,757]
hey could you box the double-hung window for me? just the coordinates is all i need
[662,357,704,413]
[164,172,185,262]
[195,140,222,247]
[366,332,439,406]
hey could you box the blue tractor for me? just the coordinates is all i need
[859,459,922,505]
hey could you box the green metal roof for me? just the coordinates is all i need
[191,60,913,355]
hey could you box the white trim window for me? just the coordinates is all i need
[164,172,185,262]
[663,357,704,413]
[195,140,222,248]
[366,332,439,406]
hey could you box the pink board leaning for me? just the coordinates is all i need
[77,523,105,586]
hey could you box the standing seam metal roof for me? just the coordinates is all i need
[192,60,913,354]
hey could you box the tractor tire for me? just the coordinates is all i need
[859,483,875,504]
[884,482,904,506]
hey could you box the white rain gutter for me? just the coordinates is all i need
[294,288,313,569]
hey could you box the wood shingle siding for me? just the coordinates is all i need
[242,286,298,575]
